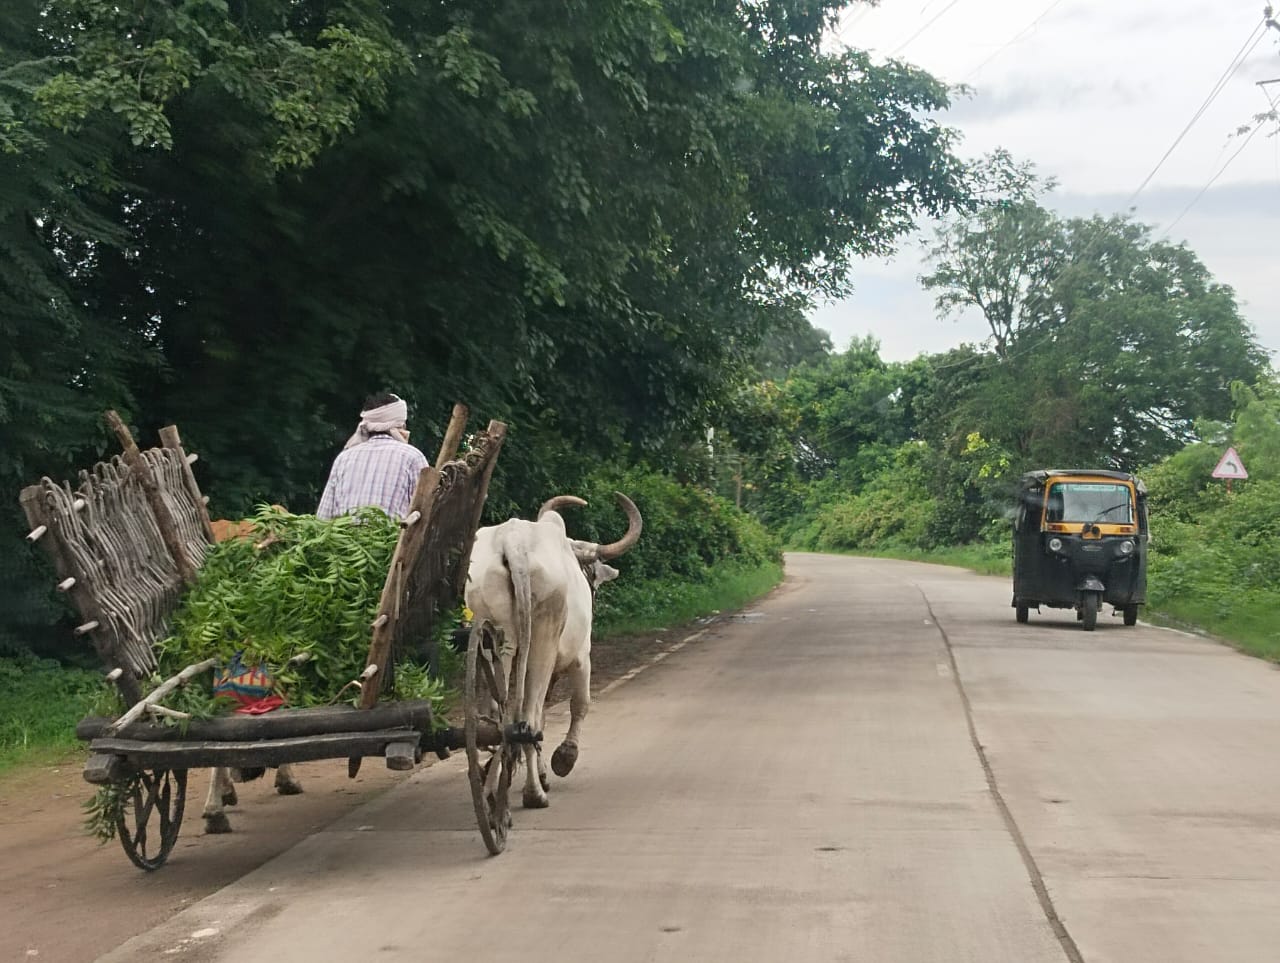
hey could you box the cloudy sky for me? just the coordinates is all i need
[814,0,1280,362]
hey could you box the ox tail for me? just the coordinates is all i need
[505,538,534,712]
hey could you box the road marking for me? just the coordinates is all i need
[595,628,709,699]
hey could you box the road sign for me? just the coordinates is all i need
[1212,447,1248,480]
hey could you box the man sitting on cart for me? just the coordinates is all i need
[317,391,429,521]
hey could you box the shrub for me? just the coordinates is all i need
[568,466,780,585]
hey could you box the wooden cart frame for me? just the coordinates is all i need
[20,405,531,868]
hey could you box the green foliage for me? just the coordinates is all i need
[83,775,137,843]
[920,156,1267,472]
[1146,493,1280,662]
[807,486,937,552]
[1136,383,1280,661]
[1142,442,1224,521]
[0,654,105,772]
[594,560,784,638]
[6,0,968,651]
[154,505,452,715]
[793,441,938,552]
[782,336,912,479]
[32,0,409,168]
[578,466,780,583]
[1230,379,1280,481]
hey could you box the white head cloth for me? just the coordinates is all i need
[344,397,409,449]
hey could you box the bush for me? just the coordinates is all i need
[568,466,781,584]
[0,655,104,772]
[810,485,937,551]
[1144,474,1280,660]
[554,466,781,630]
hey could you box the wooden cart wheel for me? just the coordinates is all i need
[1015,600,1029,624]
[465,621,516,855]
[1123,604,1139,626]
[117,768,187,871]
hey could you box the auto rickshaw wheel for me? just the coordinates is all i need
[1123,604,1138,626]
[1081,592,1099,631]
[1015,601,1029,623]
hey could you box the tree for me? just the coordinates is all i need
[1229,378,1280,481]
[781,336,913,484]
[750,307,833,382]
[920,162,1267,471]
[921,151,1060,359]
[4,0,971,650]
[0,0,143,653]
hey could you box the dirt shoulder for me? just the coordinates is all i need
[1,623,706,963]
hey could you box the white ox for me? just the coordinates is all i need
[465,492,641,808]
[202,764,300,833]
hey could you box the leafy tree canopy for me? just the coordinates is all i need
[920,155,1268,470]
[3,0,968,651]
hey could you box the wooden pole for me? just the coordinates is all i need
[158,424,216,544]
[105,410,197,585]
[105,657,216,734]
[359,464,443,709]
[435,402,469,467]
[451,420,507,600]
[78,700,437,742]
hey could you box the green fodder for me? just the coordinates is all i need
[155,505,458,718]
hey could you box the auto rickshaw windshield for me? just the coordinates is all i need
[1045,481,1133,524]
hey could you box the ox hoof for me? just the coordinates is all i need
[204,812,232,834]
[522,787,550,809]
[275,779,303,796]
[220,787,238,807]
[551,742,578,777]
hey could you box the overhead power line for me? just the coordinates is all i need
[1160,108,1270,238]
[832,3,876,49]
[891,0,964,57]
[927,16,1263,377]
[1125,18,1268,208]
[963,0,1068,82]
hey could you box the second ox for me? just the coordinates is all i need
[465,492,641,809]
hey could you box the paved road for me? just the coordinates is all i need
[102,555,1280,962]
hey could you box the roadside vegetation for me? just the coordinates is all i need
[1,470,780,778]
[2,3,944,776]
[0,657,106,775]
[739,157,1265,549]
[6,4,1278,777]
[718,159,1280,663]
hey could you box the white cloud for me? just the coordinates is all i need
[816,1,1280,362]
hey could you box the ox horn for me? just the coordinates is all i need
[538,495,588,519]
[596,492,642,561]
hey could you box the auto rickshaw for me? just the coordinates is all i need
[1011,469,1149,630]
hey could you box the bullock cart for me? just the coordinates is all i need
[20,406,534,868]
